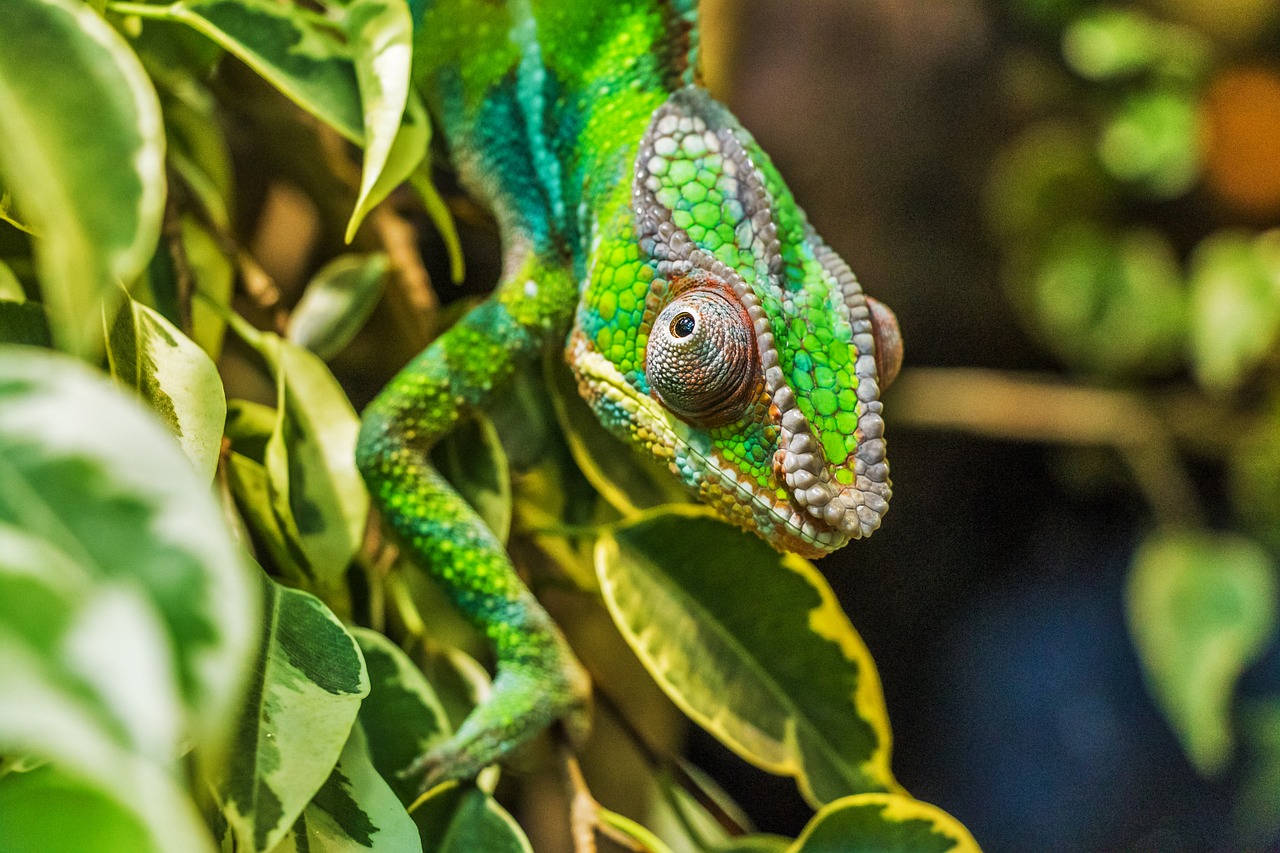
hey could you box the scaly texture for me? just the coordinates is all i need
[356,0,901,787]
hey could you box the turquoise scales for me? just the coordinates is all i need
[356,0,902,787]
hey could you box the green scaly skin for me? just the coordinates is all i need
[356,0,901,789]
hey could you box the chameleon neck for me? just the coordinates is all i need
[412,0,698,268]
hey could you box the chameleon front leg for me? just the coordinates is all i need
[356,249,589,789]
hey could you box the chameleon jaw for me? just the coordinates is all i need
[568,331,849,556]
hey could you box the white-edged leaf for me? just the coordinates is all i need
[0,345,257,752]
[287,253,389,361]
[0,0,165,356]
[107,296,227,480]
[266,723,420,853]
[342,0,426,241]
[214,577,370,853]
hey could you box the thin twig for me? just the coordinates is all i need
[236,250,289,335]
[889,367,1206,527]
[560,745,601,853]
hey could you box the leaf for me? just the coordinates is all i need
[0,0,165,356]
[787,794,981,853]
[0,258,24,302]
[414,785,533,853]
[232,316,369,587]
[1098,89,1200,198]
[215,576,370,853]
[160,80,234,231]
[596,507,897,806]
[287,253,390,361]
[0,763,213,853]
[0,522,183,766]
[352,628,452,805]
[1127,531,1278,774]
[409,166,465,284]
[114,0,364,141]
[343,0,428,241]
[266,724,420,853]
[183,217,235,361]
[1188,229,1280,393]
[0,302,51,348]
[107,296,227,481]
[432,413,513,545]
[0,345,257,751]
[1030,223,1185,378]
[598,808,678,853]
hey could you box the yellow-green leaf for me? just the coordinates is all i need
[1128,531,1278,774]
[343,0,428,241]
[1188,230,1280,393]
[597,507,896,806]
[107,297,227,480]
[788,794,981,853]
[0,0,165,356]
[113,0,363,141]
[287,253,390,361]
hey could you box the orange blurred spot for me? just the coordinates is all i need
[1202,67,1280,218]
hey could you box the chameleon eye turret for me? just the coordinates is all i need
[647,281,760,426]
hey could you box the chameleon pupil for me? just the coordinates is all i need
[672,312,696,338]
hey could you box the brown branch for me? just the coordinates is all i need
[888,367,1207,527]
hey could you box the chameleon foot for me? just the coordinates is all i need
[405,637,592,792]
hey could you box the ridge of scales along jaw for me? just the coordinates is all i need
[617,87,902,559]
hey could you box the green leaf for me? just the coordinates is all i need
[1030,223,1185,378]
[1188,230,1280,393]
[1128,531,1278,774]
[113,0,363,141]
[287,253,390,361]
[0,258,24,302]
[343,0,428,241]
[160,80,234,231]
[409,166,465,285]
[787,794,981,853]
[0,763,213,853]
[432,413,513,545]
[353,628,452,805]
[0,346,257,751]
[599,808,678,853]
[107,296,227,481]
[0,522,183,766]
[415,785,533,853]
[1098,89,1200,198]
[596,507,897,806]
[215,576,370,853]
[266,723,420,853]
[232,316,370,587]
[1231,396,1280,554]
[0,0,165,356]
[183,217,235,360]
[0,301,51,348]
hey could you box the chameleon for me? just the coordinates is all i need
[355,0,903,789]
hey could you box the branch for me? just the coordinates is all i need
[889,367,1207,527]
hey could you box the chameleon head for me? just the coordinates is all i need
[570,87,901,559]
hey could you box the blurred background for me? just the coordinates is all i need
[690,1,1280,851]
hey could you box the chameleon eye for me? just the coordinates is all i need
[646,288,759,426]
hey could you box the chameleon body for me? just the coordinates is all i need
[356,0,901,787]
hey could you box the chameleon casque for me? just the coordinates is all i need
[355,0,903,788]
